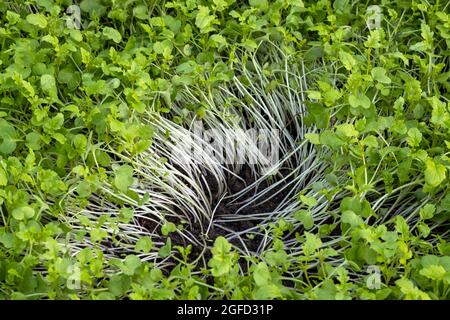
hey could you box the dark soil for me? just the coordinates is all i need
[207,165,292,252]
[137,164,294,263]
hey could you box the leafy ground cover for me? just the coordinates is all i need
[0,0,450,300]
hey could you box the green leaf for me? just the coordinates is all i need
[420,204,436,220]
[340,197,374,218]
[26,132,41,150]
[319,130,345,149]
[135,236,153,253]
[90,228,107,242]
[80,0,106,15]
[42,35,58,47]
[303,232,322,256]
[176,60,197,74]
[41,74,57,97]
[317,81,341,106]
[38,169,68,195]
[420,22,434,49]
[161,222,177,236]
[253,262,271,287]
[119,208,134,223]
[69,29,83,42]
[430,97,450,127]
[53,133,67,144]
[103,27,122,43]
[424,158,446,188]
[305,133,320,144]
[195,6,216,33]
[308,90,321,100]
[43,113,64,133]
[158,238,172,258]
[0,167,8,186]
[95,292,115,300]
[395,216,410,236]
[12,206,35,221]
[249,0,268,9]
[73,134,88,153]
[299,195,317,207]
[211,236,231,256]
[396,278,431,300]
[108,274,131,297]
[294,209,314,230]
[362,135,379,148]
[76,181,92,198]
[209,237,234,277]
[153,40,173,57]
[209,34,227,47]
[265,249,288,267]
[26,13,47,28]
[121,255,141,276]
[371,67,391,84]
[341,210,364,227]
[133,5,148,19]
[57,68,80,89]
[364,29,383,48]
[404,77,422,102]
[406,127,422,147]
[349,94,371,109]
[307,103,330,129]
[336,123,359,138]
[314,279,337,300]
[409,41,427,52]
[114,165,134,193]
[394,97,405,113]
[253,284,282,300]
[338,50,357,71]
[420,265,446,281]
[6,11,20,24]
[0,119,17,155]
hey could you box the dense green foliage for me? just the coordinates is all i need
[1,0,450,300]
